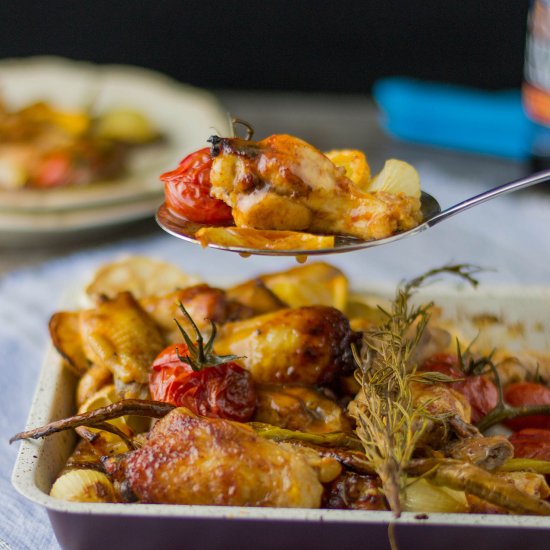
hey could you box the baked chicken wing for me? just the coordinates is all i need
[254,384,352,434]
[103,407,324,507]
[215,306,357,385]
[209,134,422,240]
[78,292,165,396]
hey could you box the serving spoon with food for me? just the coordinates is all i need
[157,169,550,257]
[156,117,549,257]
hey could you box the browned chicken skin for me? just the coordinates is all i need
[78,292,165,396]
[141,284,253,343]
[215,305,357,385]
[209,135,422,240]
[254,384,352,434]
[104,408,324,507]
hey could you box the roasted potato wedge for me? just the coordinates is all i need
[254,384,352,434]
[227,262,348,314]
[49,311,89,375]
[325,149,371,190]
[195,226,335,251]
[86,256,200,303]
[76,364,113,407]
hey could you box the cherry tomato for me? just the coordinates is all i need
[421,353,499,424]
[503,382,550,431]
[33,151,74,187]
[421,353,462,379]
[453,376,499,424]
[149,343,256,422]
[509,428,550,461]
[161,147,233,224]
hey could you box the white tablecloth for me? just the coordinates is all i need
[1,165,550,549]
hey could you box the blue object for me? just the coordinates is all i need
[373,77,536,161]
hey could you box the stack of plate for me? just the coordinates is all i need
[0,57,230,246]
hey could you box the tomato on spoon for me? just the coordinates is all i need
[161,147,233,224]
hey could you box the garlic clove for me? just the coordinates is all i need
[50,469,117,502]
[366,159,421,198]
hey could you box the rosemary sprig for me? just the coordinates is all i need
[174,302,240,371]
[349,264,482,517]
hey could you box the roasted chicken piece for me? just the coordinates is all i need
[410,381,476,444]
[141,284,253,343]
[215,306,357,385]
[209,134,422,241]
[50,285,250,379]
[78,292,165,398]
[254,384,352,434]
[103,407,324,507]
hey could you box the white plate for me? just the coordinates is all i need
[0,56,230,243]
[11,281,550,550]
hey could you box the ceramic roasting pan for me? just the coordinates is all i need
[11,283,550,550]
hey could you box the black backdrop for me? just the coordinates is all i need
[0,1,530,92]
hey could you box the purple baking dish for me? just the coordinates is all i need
[11,284,550,550]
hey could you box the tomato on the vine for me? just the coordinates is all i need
[503,382,550,431]
[161,147,233,224]
[421,353,499,424]
[149,304,256,422]
[509,428,550,461]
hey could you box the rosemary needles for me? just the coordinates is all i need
[348,265,482,516]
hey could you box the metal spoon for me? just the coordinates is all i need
[156,169,550,257]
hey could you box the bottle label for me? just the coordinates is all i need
[524,0,550,124]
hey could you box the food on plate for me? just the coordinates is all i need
[0,98,160,189]
[161,133,422,250]
[11,258,550,516]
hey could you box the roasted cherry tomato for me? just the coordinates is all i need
[503,382,550,431]
[421,353,499,424]
[421,353,462,379]
[149,344,256,422]
[33,151,74,187]
[161,147,233,224]
[509,428,550,461]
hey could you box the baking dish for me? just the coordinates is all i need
[11,283,550,550]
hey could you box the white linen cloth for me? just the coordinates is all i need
[1,165,550,549]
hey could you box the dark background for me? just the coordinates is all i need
[0,1,530,93]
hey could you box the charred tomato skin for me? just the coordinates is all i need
[161,147,233,224]
[149,343,256,422]
[509,428,550,461]
[504,382,550,431]
[421,353,499,424]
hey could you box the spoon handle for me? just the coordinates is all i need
[426,168,550,227]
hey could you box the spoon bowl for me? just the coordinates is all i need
[156,169,550,257]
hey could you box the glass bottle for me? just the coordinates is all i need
[524,0,550,169]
